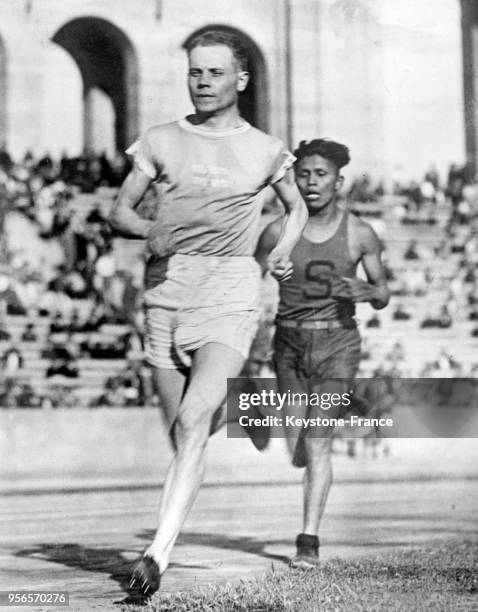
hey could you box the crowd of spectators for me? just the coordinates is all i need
[391,162,478,225]
[347,174,385,204]
[0,144,150,408]
[0,141,131,196]
[91,360,152,408]
[361,191,478,379]
[2,145,478,409]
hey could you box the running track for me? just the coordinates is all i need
[1,477,477,610]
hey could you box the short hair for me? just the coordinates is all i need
[294,139,350,171]
[186,29,248,72]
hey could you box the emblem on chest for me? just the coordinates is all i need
[191,164,229,189]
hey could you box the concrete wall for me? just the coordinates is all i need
[378,0,465,183]
[0,408,291,489]
[304,0,386,180]
[0,408,170,484]
[2,409,478,492]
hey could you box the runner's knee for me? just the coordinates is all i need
[305,436,332,460]
[175,396,219,440]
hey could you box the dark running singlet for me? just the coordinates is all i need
[277,210,357,321]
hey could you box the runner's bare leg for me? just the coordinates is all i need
[302,436,333,535]
[145,342,245,572]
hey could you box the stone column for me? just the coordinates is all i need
[461,0,478,175]
[0,37,6,146]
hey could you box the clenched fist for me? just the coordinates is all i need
[267,249,293,282]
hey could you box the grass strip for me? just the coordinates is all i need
[123,539,478,611]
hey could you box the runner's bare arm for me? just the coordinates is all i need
[254,219,282,276]
[269,168,308,280]
[108,165,155,239]
[343,224,390,309]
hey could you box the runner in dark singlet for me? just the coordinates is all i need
[256,138,390,569]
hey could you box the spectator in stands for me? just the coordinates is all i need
[446,163,465,209]
[41,338,68,360]
[469,309,478,321]
[94,243,116,309]
[421,311,436,329]
[386,341,406,366]
[1,343,24,374]
[464,264,476,284]
[77,300,109,332]
[375,181,385,197]
[420,305,453,329]
[63,270,90,299]
[360,337,372,360]
[434,239,450,259]
[392,303,411,320]
[98,151,113,185]
[0,379,24,407]
[49,312,67,335]
[382,256,395,282]
[40,384,83,409]
[121,378,141,406]
[424,165,440,191]
[0,265,10,340]
[0,378,8,406]
[94,377,127,407]
[81,330,132,359]
[46,355,79,379]
[86,205,105,225]
[16,383,42,408]
[5,285,27,316]
[366,314,381,328]
[37,284,73,317]
[42,336,76,362]
[0,143,12,171]
[21,321,38,342]
[92,359,146,407]
[404,239,420,260]
[420,178,436,207]
[426,351,461,377]
[348,174,377,203]
[404,180,423,211]
[67,309,84,334]
[438,305,452,328]
[402,268,427,297]
[464,232,478,265]
[85,205,112,252]
[469,290,478,306]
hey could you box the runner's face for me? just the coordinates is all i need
[295,154,342,212]
[188,45,248,115]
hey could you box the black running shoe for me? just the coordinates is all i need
[129,555,161,598]
[289,533,320,570]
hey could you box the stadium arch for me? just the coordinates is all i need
[183,25,269,132]
[52,16,139,153]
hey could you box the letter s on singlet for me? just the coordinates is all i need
[303,260,335,299]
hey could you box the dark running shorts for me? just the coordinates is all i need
[274,325,361,422]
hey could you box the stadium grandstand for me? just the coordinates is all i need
[1,148,478,411]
